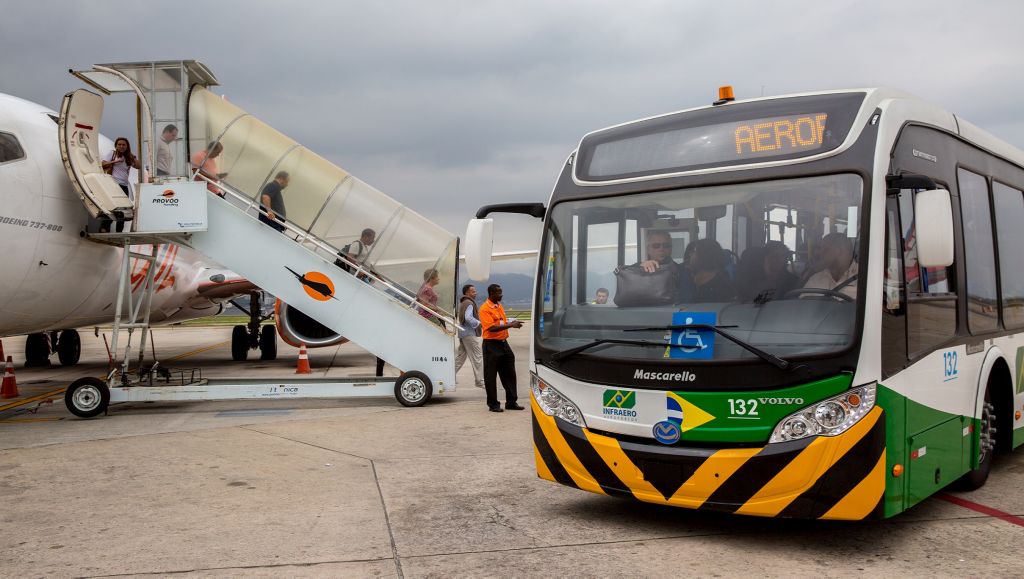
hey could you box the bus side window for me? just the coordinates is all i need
[958,169,999,334]
[898,189,958,358]
[992,182,1024,329]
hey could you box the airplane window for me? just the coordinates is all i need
[0,132,26,163]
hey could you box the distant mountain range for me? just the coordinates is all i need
[460,268,535,308]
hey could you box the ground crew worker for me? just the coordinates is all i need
[479,284,524,412]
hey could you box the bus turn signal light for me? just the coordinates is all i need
[892,464,904,477]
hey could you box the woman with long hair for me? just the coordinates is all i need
[100,137,141,232]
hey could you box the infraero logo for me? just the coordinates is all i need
[285,266,337,302]
[602,389,638,422]
[603,390,635,409]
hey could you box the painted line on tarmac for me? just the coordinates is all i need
[0,416,64,423]
[0,387,68,413]
[937,493,1024,527]
[163,339,230,362]
[0,340,229,418]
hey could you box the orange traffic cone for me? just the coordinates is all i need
[1,356,19,399]
[295,343,311,374]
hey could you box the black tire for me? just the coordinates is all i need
[57,329,81,366]
[65,377,110,418]
[955,384,995,491]
[231,325,248,361]
[24,333,51,367]
[259,325,277,360]
[395,371,433,407]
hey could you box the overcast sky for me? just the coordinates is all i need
[3,0,1023,271]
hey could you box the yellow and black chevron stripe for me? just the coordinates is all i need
[531,396,886,520]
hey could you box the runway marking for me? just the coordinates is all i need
[0,416,63,423]
[163,339,231,362]
[0,387,68,413]
[937,493,1024,527]
[0,340,229,419]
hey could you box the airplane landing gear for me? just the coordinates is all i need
[24,333,51,367]
[229,291,275,361]
[259,325,277,360]
[231,325,248,361]
[57,329,81,366]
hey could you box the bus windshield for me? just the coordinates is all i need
[537,173,864,363]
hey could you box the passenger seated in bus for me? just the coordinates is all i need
[736,241,799,302]
[803,232,858,298]
[689,239,736,302]
[613,230,684,306]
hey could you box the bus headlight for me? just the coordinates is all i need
[769,383,876,443]
[531,374,586,428]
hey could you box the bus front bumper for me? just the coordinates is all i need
[531,397,886,520]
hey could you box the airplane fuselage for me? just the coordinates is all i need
[0,93,223,337]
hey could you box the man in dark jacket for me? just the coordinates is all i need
[455,284,484,388]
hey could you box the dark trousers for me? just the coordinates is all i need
[258,213,285,232]
[483,339,517,409]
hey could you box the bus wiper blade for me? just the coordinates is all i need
[623,324,791,370]
[550,339,668,363]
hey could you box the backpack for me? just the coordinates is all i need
[334,241,363,272]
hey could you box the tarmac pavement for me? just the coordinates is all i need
[2,327,1024,577]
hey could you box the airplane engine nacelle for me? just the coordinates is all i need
[274,300,349,348]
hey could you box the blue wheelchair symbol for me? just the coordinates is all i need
[669,311,716,360]
[652,420,681,445]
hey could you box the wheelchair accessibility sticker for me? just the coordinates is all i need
[666,311,716,360]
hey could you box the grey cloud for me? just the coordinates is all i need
[3,0,1024,261]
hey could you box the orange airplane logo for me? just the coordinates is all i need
[161,189,175,198]
[285,267,337,301]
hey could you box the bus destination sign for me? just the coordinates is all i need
[734,113,828,157]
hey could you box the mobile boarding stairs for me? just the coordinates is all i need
[57,61,461,417]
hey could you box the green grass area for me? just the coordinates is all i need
[178,315,273,327]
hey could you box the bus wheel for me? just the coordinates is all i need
[65,377,110,419]
[395,371,432,407]
[955,385,996,491]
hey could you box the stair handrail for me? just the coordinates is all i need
[192,173,462,331]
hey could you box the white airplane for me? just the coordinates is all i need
[0,92,349,367]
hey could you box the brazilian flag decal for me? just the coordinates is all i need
[603,389,635,409]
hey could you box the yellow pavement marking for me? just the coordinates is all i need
[0,387,68,413]
[0,339,230,417]
[0,417,64,423]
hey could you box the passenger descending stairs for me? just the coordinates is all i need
[184,193,457,391]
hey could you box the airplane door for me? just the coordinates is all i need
[57,89,134,221]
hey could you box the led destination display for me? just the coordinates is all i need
[575,92,864,181]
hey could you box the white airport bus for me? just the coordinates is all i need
[468,87,1024,519]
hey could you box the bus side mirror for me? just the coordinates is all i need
[465,218,494,280]
[915,189,954,268]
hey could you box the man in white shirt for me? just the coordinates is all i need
[455,284,485,388]
[155,124,178,177]
[804,232,859,298]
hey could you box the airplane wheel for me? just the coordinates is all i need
[24,333,51,367]
[395,371,433,407]
[259,325,277,360]
[231,325,248,361]
[57,330,81,366]
[65,377,109,418]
